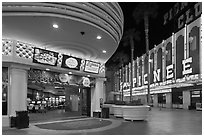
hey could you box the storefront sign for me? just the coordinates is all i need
[33,47,58,66]
[84,60,100,74]
[117,16,201,93]
[61,55,81,70]
[82,77,90,87]
[182,57,192,75]
[163,2,202,31]
[59,74,69,83]
[166,64,174,79]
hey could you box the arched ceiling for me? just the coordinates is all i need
[2,2,124,63]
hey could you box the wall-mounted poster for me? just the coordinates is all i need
[84,60,100,74]
[33,47,58,66]
[61,55,81,70]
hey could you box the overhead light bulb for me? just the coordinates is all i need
[102,50,106,53]
[97,35,102,39]
[53,24,59,29]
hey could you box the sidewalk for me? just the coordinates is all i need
[2,107,202,135]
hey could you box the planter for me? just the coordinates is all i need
[112,105,124,118]
[103,104,114,115]
[122,105,150,121]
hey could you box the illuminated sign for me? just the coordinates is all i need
[82,77,90,87]
[163,2,202,31]
[118,16,201,92]
[84,60,100,74]
[33,47,58,66]
[61,55,81,70]
[59,74,69,83]
[166,64,174,79]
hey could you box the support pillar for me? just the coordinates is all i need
[183,91,191,110]
[153,94,158,107]
[8,64,29,117]
[166,93,172,108]
[91,78,106,117]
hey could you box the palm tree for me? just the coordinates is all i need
[132,2,158,105]
[121,28,140,102]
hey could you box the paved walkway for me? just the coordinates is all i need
[2,107,202,135]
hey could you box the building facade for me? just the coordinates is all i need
[2,2,124,127]
[114,2,202,110]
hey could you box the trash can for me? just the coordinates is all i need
[93,112,101,118]
[102,107,109,118]
[16,111,29,129]
[10,116,16,128]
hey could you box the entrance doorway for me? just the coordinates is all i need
[27,68,92,122]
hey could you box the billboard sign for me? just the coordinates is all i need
[33,47,58,66]
[84,60,100,74]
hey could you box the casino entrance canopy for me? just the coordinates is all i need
[2,2,124,64]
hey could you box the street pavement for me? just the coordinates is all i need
[2,107,202,135]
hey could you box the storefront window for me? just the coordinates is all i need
[172,91,183,104]
[158,93,166,104]
[191,90,202,109]
[2,67,8,115]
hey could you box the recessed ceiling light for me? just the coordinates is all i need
[97,35,102,39]
[46,68,50,71]
[53,24,59,29]
[68,72,72,74]
[102,50,106,53]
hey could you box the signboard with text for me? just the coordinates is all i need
[61,55,81,70]
[33,47,58,66]
[84,60,100,74]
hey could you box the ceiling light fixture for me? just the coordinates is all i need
[53,24,59,29]
[68,72,72,74]
[46,68,50,71]
[97,35,102,40]
[102,50,106,53]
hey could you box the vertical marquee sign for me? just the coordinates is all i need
[187,17,201,75]
[133,60,137,88]
[175,27,185,79]
[149,50,154,84]
[154,44,163,84]
[143,54,148,85]
[165,36,174,81]
[138,57,142,87]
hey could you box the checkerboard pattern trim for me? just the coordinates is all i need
[2,39,13,56]
[16,41,34,59]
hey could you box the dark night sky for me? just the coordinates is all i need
[106,2,177,66]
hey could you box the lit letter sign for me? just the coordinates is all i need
[133,78,137,87]
[194,3,202,17]
[166,64,174,79]
[178,15,184,29]
[144,74,148,85]
[154,69,161,82]
[185,9,193,24]
[138,76,141,86]
[182,57,192,75]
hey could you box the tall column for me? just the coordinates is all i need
[183,91,191,110]
[8,64,29,116]
[153,94,158,107]
[166,93,172,108]
[91,78,106,117]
